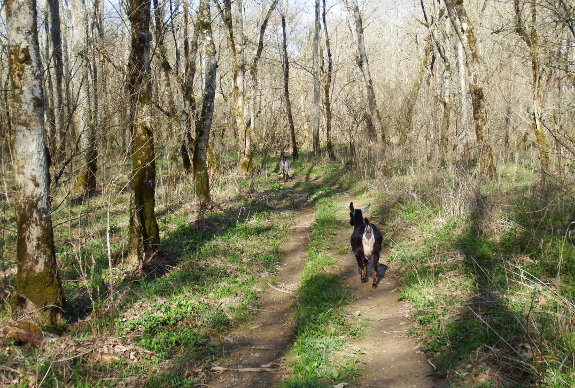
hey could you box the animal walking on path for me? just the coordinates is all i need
[349,202,383,288]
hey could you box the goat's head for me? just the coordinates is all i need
[364,224,373,239]
[349,202,370,227]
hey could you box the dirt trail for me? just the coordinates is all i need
[206,184,313,387]
[205,184,445,388]
[335,194,445,388]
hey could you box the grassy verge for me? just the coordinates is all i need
[0,150,300,387]
[381,167,575,387]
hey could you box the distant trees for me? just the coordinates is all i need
[514,0,550,175]
[321,0,336,161]
[280,10,298,160]
[7,0,64,326]
[45,0,65,162]
[71,0,98,196]
[312,0,321,156]
[218,0,279,174]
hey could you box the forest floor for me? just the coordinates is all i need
[204,177,446,388]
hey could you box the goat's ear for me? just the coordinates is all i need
[350,202,354,211]
[361,204,370,214]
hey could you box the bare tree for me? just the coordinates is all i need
[71,0,98,197]
[421,0,453,166]
[312,0,321,156]
[192,0,217,207]
[45,0,66,163]
[514,0,550,174]
[443,0,496,179]
[322,0,336,160]
[280,10,298,160]
[125,0,160,268]
[7,0,65,325]
[180,0,200,174]
[342,0,386,145]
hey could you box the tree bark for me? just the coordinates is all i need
[444,0,496,179]
[343,0,386,145]
[71,0,98,197]
[514,0,550,175]
[45,0,66,163]
[126,0,160,268]
[321,0,336,161]
[280,12,298,160]
[7,0,65,326]
[312,0,321,156]
[193,0,217,207]
[180,0,199,174]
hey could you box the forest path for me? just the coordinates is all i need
[204,178,445,387]
[334,193,445,388]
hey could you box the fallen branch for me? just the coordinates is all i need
[211,365,274,373]
[2,324,44,346]
[267,282,294,294]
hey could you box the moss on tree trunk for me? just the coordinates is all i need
[127,121,159,267]
[125,0,159,269]
[7,0,65,327]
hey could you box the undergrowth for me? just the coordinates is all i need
[3,144,575,387]
[387,167,575,387]
[0,149,299,386]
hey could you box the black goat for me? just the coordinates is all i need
[349,202,383,288]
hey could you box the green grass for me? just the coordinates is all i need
[386,165,575,387]
[5,147,575,387]
[0,148,303,386]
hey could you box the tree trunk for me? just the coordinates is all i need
[46,0,66,163]
[457,40,471,146]
[444,0,496,179]
[280,12,298,160]
[312,0,321,156]
[180,0,199,174]
[343,0,387,145]
[420,1,453,164]
[321,0,335,160]
[126,0,159,268]
[152,0,180,187]
[7,0,65,326]
[71,0,97,197]
[193,0,216,207]
[514,0,550,175]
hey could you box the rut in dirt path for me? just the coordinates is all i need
[205,182,314,388]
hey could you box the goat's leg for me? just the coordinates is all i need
[356,254,367,283]
[371,254,380,288]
